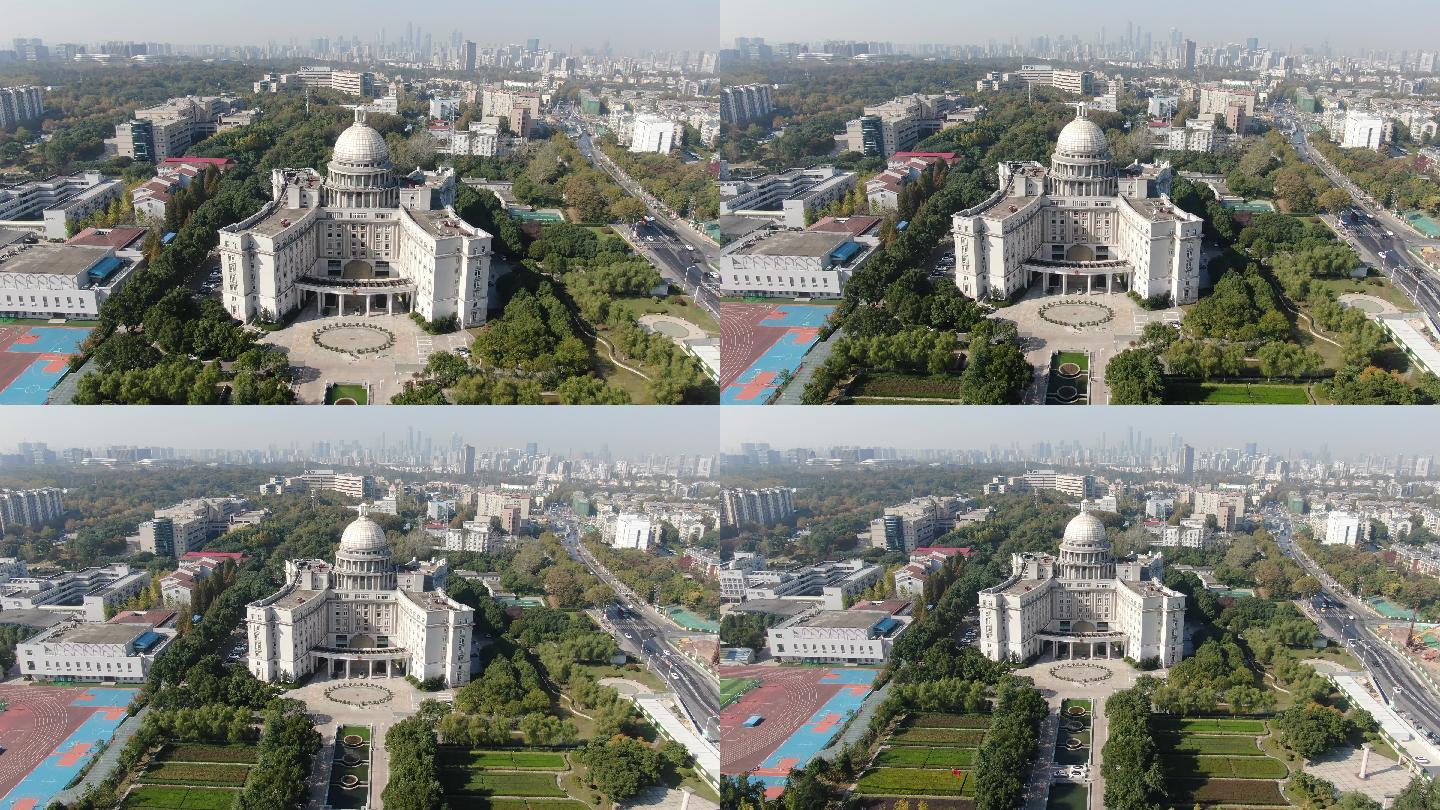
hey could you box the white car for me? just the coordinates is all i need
[1417,756,1431,765]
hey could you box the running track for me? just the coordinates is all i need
[0,685,138,810]
[719,304,834,405]
[720,666,878,797]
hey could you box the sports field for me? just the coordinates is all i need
[720,303,833,405]
[720,666,878,798]
[0,325,91,405]
[0,685,139,810]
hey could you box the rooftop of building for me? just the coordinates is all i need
[726,599,815,618]
[0,243,110,277]
[733,229,849,258]
[402,589,470,612]
[807,215,881,237]
[406,207,481,239]
[108,608,177,626]
[66,226,147,249]
[0,608,66,630]
[274,588,323,610]
[796,608,891,630]
[47,622,148,645]
[249,208,311,238]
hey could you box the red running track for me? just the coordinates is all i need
[719,665,843,777]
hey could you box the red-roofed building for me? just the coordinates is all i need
[894,547,971,597]
[162,552,245,606]
[66,226,147,250]
[866,153,953,211]
[159,156,235,171]
[108,609,178,627]
[181,551,247,563]
[133,158,234,223]
[851,599,912,615]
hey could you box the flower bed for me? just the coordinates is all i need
[1167,778,1287,806]
[888,727,987,746]
[1038,300,1115,328]
[137,762,252,787]
[325,682,393,707]
[1157,734,1265,756]
[903,713,992,730]
[875,746,977,769]
[311,322,396,357]
[855,767,972,797]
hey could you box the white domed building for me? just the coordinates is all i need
[977,503,1186,666]
[218,108,494,328]
[952,105,1202,304]
[245,505,474,686]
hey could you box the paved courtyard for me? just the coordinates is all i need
[1305,744,1411,804]
[291,673,435,810]
[258,312,472,404]
[1013,656,1159,810]
[993,289,1184,405]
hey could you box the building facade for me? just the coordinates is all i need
[0,86,44,128]
[219,109,493,328]
[17,621,175,683]
[246,507,473,686]
[978,506,1185,666]
[952,107,1202,304]
[0,172,124,240]
[0,486,64,532]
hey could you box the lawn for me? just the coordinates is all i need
[484,801,591,810]
[337,724,372,742]
[855,767,973,797]
[1163,382,1310,404]
[1163,754,1287,779]
[628,295,719,336]
[1152,717,1267,735]
[1315,276,1418,311]
[436,749,568,770]
[875,746,977,769]
[325,383,369,405]
[888,727,987,746]
[721,678,758,707]
[137,762,252,787]
[1157,734,1265,756]
[1054,351,1089,371]
[123,786,240,809]
[1045,782,1087,810]
[1166,778,1288,806]
[440,771,567,798]
[904,713,992,730]
[850,372,963,401]
[156,745,259,764]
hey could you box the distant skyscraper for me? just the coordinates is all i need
[525,442,539,457]
[1183,39,1197,70]
[526,38,540,53]
[462,41,477,71]
[1181,445,1195,478]
[462,444,476,475]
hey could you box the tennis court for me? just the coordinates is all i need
[1403,211,1440,239]
[720,303,834,405]
[0,325,91,405]
[0,686,139,810]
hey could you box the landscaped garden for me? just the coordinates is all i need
[437,749,569,771]
[854,712,991,801]
[326,724,372,810]
[126,744,260,808]
[1154,715,1290,806]
[1163,381,1310,404]
[122,785,242,809]
[325,383,369,405]
[1045,351,1090,405]
[1053,699,1091,767]
[440,770,568,798]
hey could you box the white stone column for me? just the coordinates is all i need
[386,294,393,315]
[365,295,371,316]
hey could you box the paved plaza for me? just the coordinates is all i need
[993,289,1184,405]
[291,673,435,810]
[1306,744,1411,804]
[1014,656,1157,810]
[258,312,471,404]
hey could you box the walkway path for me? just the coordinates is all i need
[815,680,892,761]
[1087,698,1109,810]
[1022,694,1062,810]
[775,327,843,404]
[49,705,151,807]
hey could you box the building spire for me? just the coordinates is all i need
[354,106,367,126]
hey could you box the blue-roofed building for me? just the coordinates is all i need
[765,606,913,665]
[0,239,139,320]
[16,620,177,683]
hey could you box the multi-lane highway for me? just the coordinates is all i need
[558,112,722,320]
[1278,109,1440,330]
[1267,507,1440,771]
[549,509,719,741]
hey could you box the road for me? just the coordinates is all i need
[1278,109,1440,332]
[1267,508,1440,773]
[549,510,720,741]
[559,112,721,320]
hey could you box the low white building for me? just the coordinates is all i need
[443,520,509,553]
[766,607,912,664]
[629,113,678,154]
[1341,113,1392,151]
[0,239,137,320]
[718,229,875,299]
[139,496,250,557]
[0,563,150,621]
[0,172,125,240]
[1154,517,1213,549]
[17,621,176,683]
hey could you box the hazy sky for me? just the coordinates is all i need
[0,407,717,456]
[10,0,719,53]
[721,0,1440,53]
[721,407,1440,457]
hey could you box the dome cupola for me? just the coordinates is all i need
[325,108,399,209]
[1047,104,1117,197]
[1057,502,1114,581]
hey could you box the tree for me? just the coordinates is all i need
[579,736,663,803]
[1106,349,1165,404]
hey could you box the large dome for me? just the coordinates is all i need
[332,117,390,166]
[1054,115,1109,159]
[339,511,389,553]
[1061,510,1108,549]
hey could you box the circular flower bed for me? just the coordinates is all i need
[1038,299,1115,328]
[1049,663,1113,684]
[1066,720,1085,732]
[1067,706,1089,717]
[1057,362,1082,378]
[339,774,360,789]
[1052,384,1080,404]
[343,734,364,748]
[312,322,396,357]
[325,681,393,707]
[341,754,363,766]
[1065,738,1084,750]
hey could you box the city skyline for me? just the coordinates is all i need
[0,407,716,456]
[9,0,719,54]
[720,0,1440,53]
[720,407,1440,458]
